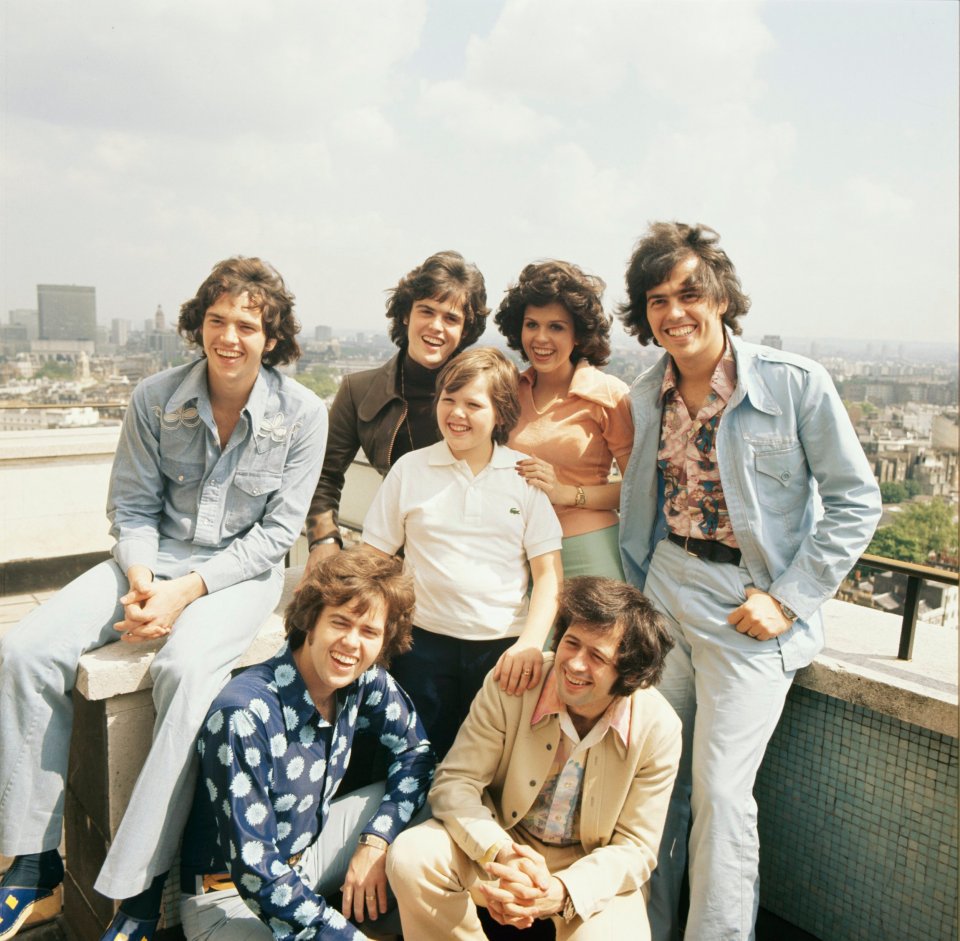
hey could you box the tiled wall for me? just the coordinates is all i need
[757,686,958,941]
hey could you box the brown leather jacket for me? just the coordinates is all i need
[305,353,408,542]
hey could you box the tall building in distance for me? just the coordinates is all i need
[9,309,40,341]
[37,284,96,341]
[761,334,783,350]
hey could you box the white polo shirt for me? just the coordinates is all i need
[362,441,562,641]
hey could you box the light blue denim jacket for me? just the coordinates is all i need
[107,358,327,594]
[619,333,881,671]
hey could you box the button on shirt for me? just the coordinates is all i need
[519,667,631,845]
[107,359,327,593]
[363,441,562,640]
[657,346,738,547]
[196,643,434,941]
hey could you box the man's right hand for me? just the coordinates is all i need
[296,540,341,591]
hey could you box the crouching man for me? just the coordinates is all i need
[179,547,435,941]
[387,576,681,941]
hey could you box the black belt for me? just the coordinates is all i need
[667,532,742,566]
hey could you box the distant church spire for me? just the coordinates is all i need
[154,304,165,331]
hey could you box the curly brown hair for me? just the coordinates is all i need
[617,223,751,346]
[550,576,674,694]
[495,260,611,367]
[386,251,489,353]
[435,347,520,446]
[178,257,301,366]
[284,547,415,668]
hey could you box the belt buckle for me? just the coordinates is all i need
[683,535,697,558]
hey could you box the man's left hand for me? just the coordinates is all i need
[341,843,388,923]
[728,588,793,641]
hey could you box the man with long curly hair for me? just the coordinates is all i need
[0,258,327,941]
[388,576,681,940]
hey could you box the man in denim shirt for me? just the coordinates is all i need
[616,224,881,941]
[180,548,434,941]
[0,258,327,941]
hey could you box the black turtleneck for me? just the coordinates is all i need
[392,354,443,464]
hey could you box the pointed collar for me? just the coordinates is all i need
[531,665,630,749]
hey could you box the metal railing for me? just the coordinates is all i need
[856,553,959,660]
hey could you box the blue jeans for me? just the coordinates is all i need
[388,628,514,760]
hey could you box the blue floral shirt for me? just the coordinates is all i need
[196,643,434,940]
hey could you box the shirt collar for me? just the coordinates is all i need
[531,666,630,748]
[427,440,515,469]
[658,340,738,406]
[164,358,274,432]
[518,361,620,409]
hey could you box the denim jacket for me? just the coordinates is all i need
[107,358,327,594]
[619,334,881,671]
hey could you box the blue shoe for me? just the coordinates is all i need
[0,885,62,941]
[99,911,158,941]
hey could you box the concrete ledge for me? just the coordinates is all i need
[797,598,958,738]
[76,567,300,701]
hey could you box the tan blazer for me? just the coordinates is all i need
[429,654,682,921]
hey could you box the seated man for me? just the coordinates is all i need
[0,257,327,941]
[180,547,435,941]
[388,576,682,941]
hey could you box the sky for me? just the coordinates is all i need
[1,0,957,346]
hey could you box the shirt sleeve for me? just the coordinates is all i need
[521,482,563,560]
[601,384,635,474]
[107,381,164,574]
[305,375,363,543]
[360,461,406,556]
[193,401,328,594]
[198,704,363,941]
[767,364,882,620]
[355,667,436,843]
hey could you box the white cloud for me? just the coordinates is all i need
[418,79,560,144]
[844,177,915,216]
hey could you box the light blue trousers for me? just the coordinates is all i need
[642,539,795,941]
[0,541,283,900]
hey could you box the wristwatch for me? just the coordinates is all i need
[775,598,799,623]
[308,532,343,552]
[357,833,389,852]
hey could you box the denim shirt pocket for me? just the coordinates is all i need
[227,468,283,532]
[754,443,808,513]
[160,457,204,518]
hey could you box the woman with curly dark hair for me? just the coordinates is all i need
[495,260,633,579]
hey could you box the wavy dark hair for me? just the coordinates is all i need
[284,547,415,668]
[435,347,519,446]
[550,576,674,695]
[495,260,611,366]
[386,251,489,353]
[178,256,301,366]
[617,223,751,346]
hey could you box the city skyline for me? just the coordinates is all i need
[1,1,957,345]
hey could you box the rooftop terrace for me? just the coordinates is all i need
[1,427,956,940]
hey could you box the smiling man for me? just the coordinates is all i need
[0,258,327,941]
[616,223,881,941]
[180,547,434,941]
[387,576,681,941]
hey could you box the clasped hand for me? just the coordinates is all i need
[479,842,564,929]
[114,566,205,642]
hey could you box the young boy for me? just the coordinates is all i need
[362,347,563,759]
[0,258,327,941]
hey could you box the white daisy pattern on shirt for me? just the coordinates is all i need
[196,646,434,941]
